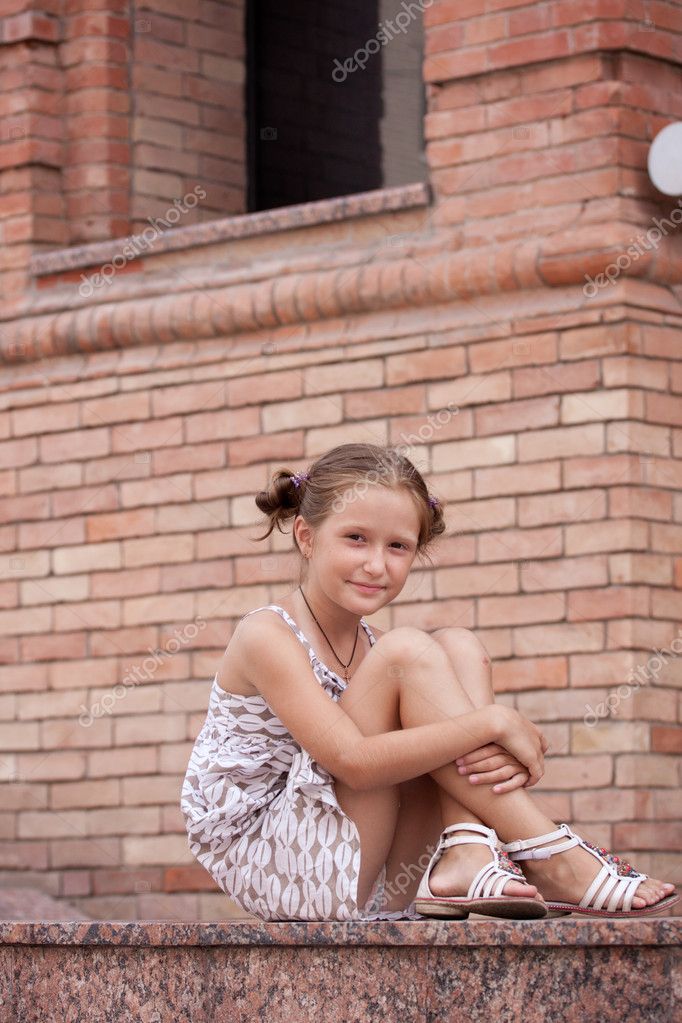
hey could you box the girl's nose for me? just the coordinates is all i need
[364,552,385,572]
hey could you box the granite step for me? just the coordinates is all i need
[1,917,679,1022]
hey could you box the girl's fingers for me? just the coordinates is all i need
[466,765,520,785]
[458,754,516,774]
[492,772,529,793]
[455,744,504,766]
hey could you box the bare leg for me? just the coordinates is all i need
[337,628,673,911]
[428,627,497,833]
[336,627,544,907]
[377,630,494,910]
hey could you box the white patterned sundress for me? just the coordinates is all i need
[180,604,422,921]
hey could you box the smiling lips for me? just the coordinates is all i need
[352,582,384,591]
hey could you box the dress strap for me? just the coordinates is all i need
[241,605,376,661]
[361,619,376,646]
[240,605,316,660]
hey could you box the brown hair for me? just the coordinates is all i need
[252,443,446,566]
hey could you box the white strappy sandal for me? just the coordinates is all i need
[501,822,680,918]
[414,822,548,920]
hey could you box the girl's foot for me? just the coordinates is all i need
[428,828,546,906]
[507,830,676,911]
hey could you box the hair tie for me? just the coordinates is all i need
[428,495,438,508]
[290,471,310,488]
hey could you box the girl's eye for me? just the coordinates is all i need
[347,534,408,550]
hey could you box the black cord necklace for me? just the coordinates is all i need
[298,585,359,683]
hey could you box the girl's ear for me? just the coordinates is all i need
[293,514,312,556]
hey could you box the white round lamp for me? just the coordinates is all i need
[648,122,682,196]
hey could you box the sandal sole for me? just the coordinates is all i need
[414,896,547,920]
[545,892,680,918]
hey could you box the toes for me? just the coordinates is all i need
[505,879,537,897]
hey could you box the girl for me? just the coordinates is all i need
[181,443,678,922]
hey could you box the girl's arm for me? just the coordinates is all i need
[235,616,541,792]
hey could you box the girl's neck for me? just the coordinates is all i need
[292,584,363,649]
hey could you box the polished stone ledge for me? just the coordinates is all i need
[1,916,680,946]
[3,918,679,1023]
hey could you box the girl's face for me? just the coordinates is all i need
[295,485,422,612]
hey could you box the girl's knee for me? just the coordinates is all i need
[432,626,489,662]
[372,626,442,666]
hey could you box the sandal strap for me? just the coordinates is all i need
[422,822,525,899]
[502,823,577,860]
[502,822,649,912]
[583,865,644,912]
[442,822,497,841]
[468,855,520,899]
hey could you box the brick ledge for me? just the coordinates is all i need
[5,225,682,365]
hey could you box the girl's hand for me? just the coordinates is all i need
[455,731,549,794]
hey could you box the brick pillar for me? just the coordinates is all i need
[422,0,682,877]
[61,0,132,244]
[0,0,246,307]
[0,3,66,302]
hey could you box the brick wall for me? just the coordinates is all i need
[0,0,681,920]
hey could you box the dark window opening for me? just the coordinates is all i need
[246,0,426,212]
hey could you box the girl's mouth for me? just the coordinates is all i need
[351,582,384,592]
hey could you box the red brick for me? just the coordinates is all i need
[429,371,511,409]
[227,430,303,467]
[563,453,643,489]
[560,323,631,360]
[40,428,109,464]
[346,385,425,420]
[475,460,560,498]
[521,555,609,593]
[386,347,466,386]
[475,395,559,436]
[568,585,650,621]
[185,407,260,443]
[541,754,613,789]
[573,787,639,822]
[0,437,38,468]
[519,423,605,462]
[86,508,155,542]
[12,403,79,437]
[519,488,606,528]
[193,465,270,502]
[161,559,232,592]
[469,333,558,374]
[52,484,118,520]
[566,518,649,555]
[613,822,682,850]
[609,486,672,521]
[513,358,600,399]
[493,655,567,693]
[514,622,604,656]
[479,591,565,627]
[479,526,563,563]
[569,649,639,689]
[651,725,682,754]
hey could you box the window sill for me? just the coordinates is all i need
[30,182,431,278]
